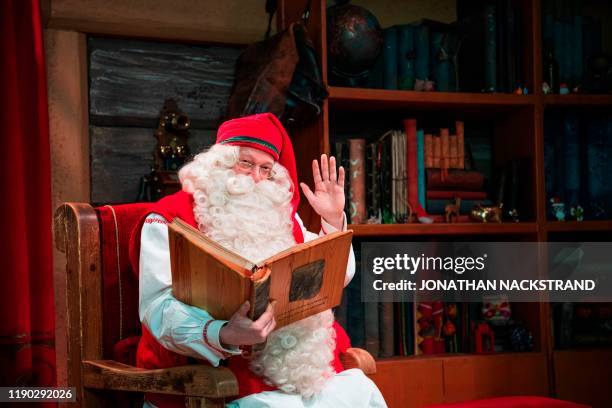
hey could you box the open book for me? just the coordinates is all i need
[168,218,353,328]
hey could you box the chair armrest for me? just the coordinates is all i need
[82,360,239,398]
[339,348,376,375]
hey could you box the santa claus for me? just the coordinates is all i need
[132,112,386,407]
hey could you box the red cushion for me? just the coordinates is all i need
[97,203,152,358]
[113,335,140,366]
[424,396,590,408]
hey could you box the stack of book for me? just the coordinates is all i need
[544,113,612,220]
[334,133,401,225]
[368,19,460,92]
[541,0,604,90]
[457,0,524,93]
[424,121,491,220]
[335,2,529,94]
[335,122,417,224]
[334,119,494,224]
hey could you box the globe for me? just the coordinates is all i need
[327,3,383,81]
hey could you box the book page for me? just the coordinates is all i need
[171,218,255,270]
[260,230,349,266]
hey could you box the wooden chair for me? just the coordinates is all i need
[54,202,376,407]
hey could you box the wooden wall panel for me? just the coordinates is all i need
[88,37,241,123]
[45,29,89,388]
[44,0,274,45]
[87,37,241,204]
[46,29,89,209]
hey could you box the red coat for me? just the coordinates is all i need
[129,191,351,407]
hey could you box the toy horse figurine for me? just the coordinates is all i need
[445,197,461,223]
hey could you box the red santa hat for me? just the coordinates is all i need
[216,113,304,243]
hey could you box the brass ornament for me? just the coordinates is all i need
[469,203,503,223]
[139,98,191,201]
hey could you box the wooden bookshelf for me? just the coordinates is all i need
[545,220,612,233]
[329,86,535,111]
[373,352,549,408]
[277,1,611,406]
[349,222,538,237]
[543,94,612,106]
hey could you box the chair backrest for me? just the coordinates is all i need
[54,202,152,398]
[96,203,152,361]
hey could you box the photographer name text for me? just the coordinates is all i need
[373,279,596,291]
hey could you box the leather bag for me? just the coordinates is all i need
[226,0,327,127]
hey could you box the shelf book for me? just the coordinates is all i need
[168,218,353,328]
[333,118,524,225]
[544,111,612,221]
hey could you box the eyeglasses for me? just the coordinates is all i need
[236,159,276,179]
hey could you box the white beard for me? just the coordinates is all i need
[180,144,336,399]
[192,169,295,264]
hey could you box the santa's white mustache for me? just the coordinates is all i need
[224,174,292,206]
[225,174,255,195]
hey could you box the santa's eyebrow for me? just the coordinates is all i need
[239,154,274,167]
[238,153,254,161]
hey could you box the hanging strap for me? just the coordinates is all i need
[265,0,312,40]
[264,0,277,40]
[301,0,312,24]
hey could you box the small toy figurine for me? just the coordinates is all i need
[542,82,552,94]
[514,86,523,95]
[570,205,584,221]
[482,295,512,326]
[510,324,534,352]
[474,322,495,353]
[559,82,570,95]
[507,208,519,222]
[445,197,461,223]
[443,320,456,336]
[550,197,566,221]
[417,302,447,354]
[445,303,457,320]
[523,87,529,95]
[424,80,435,92]
[444,303,459,352]
[469,203,503,223]
[366,208,383,224]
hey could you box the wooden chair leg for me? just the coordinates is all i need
[81,388,106,407]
